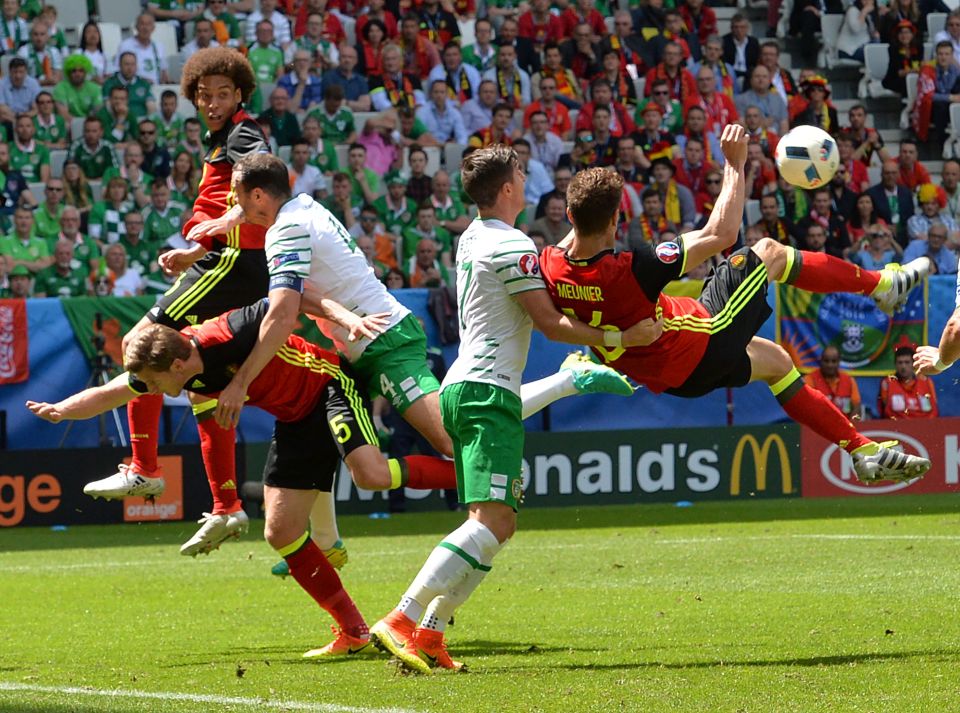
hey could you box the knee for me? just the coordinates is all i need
[349,459,391,491]
[264,518,301,551]
[752,238,787,276]
[770,344,797,376]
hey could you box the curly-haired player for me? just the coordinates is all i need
[82,48,272,556]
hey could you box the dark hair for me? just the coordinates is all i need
[590,78,612,93]
[849,191,878,229]
[184,117,202,129]
[84,115,104,128]
[181,47,257,104]
[492,102,514,116]
[348,142,366,153]
[401,12,420,23]
[592,105,611,117]
[108,84,129,97]
[233,153,293,200]
[512,138,530,150]
[543,41,561,53]
[567,168,623,237]
[443,40,461,54]
[417,202,435,214]
[383,267,409,287]
[161,89,177,101]
[8,57,26,70]
[461,145,519,209]
[528,110,547,122]
[80,21,102,51]
[641,187,660,202]
[362,18,387,41]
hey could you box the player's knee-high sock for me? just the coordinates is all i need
[128,395,163,473]
[309,490,340,550]
[771,368,871,452]
[194,405,240,514]
[777,247,881,295]
[280,532,368,639]
[388,457,457,490]
[396,519,502,623]
[520,371,577,420]
[420,567,488,633]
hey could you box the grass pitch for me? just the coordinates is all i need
[2,495,960,713]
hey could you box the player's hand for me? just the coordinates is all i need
[914,345,944,375]
[159,248,201,276]
[213,381,247,429]
[25,400,65,423]
[346,311,391,342]
[186,210,241,243]
[622,317,663,347]
[720,123,748,169]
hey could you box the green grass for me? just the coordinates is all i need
[3,496,960,712]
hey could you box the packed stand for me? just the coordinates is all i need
[1,0,958,299]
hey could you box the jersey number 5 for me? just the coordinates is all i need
[561,308,626,362]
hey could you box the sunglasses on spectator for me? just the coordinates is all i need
[868,232,889,239]
[653,90,669,95]
[706,178,721,185]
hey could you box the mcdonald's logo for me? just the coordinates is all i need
[730,434,793,496]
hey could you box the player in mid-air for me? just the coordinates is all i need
[26,300,454,658]
[539,124,932,485]
[356,145,662,673]
[80,48,273,557]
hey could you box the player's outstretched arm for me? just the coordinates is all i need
[677,124,748,271]
[515,289,663,347]
[185,204,246,244]
[26,374,136,423]
[213,287,301,429]
[301,285,390,342]
[915,307,960,375]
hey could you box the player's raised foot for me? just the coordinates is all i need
[303,626,374,659]
[180,509,249,557]
[851,440,931,484]
[561,352,634,397]
[83,464,165,501]
[370,611,431,674]
[272,539,348,578]
[871,257,931,315]
[411,628,466,671]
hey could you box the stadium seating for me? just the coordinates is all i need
[76,22,122,61]
[861,44,899,99]
[46,0,89,35]
[946,103,960,158]
[929,13,948,40]
[820,14,859,70]
[152,22,179,62]
[111,0,145,31]
[50,150,68,178]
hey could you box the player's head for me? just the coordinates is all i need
[819,345,840,377]
[124,324,195,396]
[461,145,526,216]
[181,47,256,132]
[232,153,293,226]
[894,344,916,380]
[566,167,623,240]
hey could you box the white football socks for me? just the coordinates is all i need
[308,490,340,550]
[520,371,577,420]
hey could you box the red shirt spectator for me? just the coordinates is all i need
[643,46,697,105]
[897,142,931,192]
[576,99,636,137]
[523,99,572,138]
[519,0,565,47]
[680,0,717,45]
[561,2,608,38]
[356,9,399,41]
[684,77,738,137]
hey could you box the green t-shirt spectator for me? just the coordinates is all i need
[53,79,102,118]
[101,74,153,117]
[373,195,417,236]
[152,113,185,149]
[33,203,64,240]
[101,168,155,198]
[260,108,301,147]
[34,263,89,297]
[208,9,243,42]
[34,114,69,146]
[0,234,50,273]
[248,44,284,84]
[309,141,340,173]
[119,235,160,277]
[88,200,133,244]
[69,140,120,180]
[10,143,51,183]
[47,234,101,267]
[432,195,467,227]
[307,106,355,143]
[143,204,183,244]
[321,196,362,227]
[97,107,139,145]
[349,167,382,202]
[400,224,452,262]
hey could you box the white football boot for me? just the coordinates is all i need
[83,464,165,500]
[180,509,249,557]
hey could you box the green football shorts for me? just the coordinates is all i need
[440,381,525,510]
[352,314,440,414]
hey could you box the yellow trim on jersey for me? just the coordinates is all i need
[274,345,342,377]
[164,246,240,320]
[336,368,378,445]
[770,367,802,396]
[191,398,218,416]
[659,263,768,335]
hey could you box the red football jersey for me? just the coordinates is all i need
[185,109,269,252]
[539,240,711,393]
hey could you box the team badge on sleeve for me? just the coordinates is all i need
[655,241,680,264]
[517,253,540,276]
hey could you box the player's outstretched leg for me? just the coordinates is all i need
[264,486,372,660]
[519,352,634,420]
[83,396,166,500]
[763,239,931,314]
[748,337,931,484]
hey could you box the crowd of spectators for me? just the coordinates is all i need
[2,0,960,300]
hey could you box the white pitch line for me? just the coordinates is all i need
[3,534,960,574]
[0,682,422,713]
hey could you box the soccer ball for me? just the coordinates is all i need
[774,125,839,190]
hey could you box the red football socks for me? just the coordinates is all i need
[790,251,881,295]
[196,419,240,513]
[402,456,457,490]
[781,384,871,453]
[286,540,368,638]
[128,395,163,474]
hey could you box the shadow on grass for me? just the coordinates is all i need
[3,495,960,553]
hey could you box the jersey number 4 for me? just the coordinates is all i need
[561,308,625,363]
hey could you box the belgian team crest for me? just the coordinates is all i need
[518,254,540,275]
[730,254,747,270]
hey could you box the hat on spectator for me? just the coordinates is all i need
[650,156,676,174]
[385,170,407,186]
[918,183,944,207]
[64,53,94,76]
[9,265,30,277]
[893,335,917,357]
[640,102,664,116]
[895,19,917,33]
[800,75,831,97]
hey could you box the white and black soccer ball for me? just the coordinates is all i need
[775,125,840,190]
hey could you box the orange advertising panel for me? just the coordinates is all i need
[122,455,184,522]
